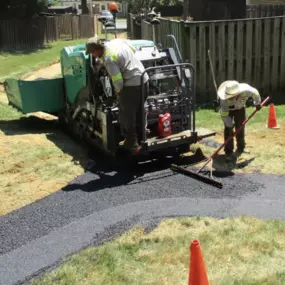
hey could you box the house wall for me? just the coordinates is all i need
[185,0,246,20]
[58,0,127,17]
[91,1,127,17]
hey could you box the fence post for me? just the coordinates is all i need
[179,20,185,60]
[188,22,197,96]
[94,15,97,36]
[127,13,130,35]
[70,16,74,40]
[55,16,59,40]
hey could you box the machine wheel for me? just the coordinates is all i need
[57,110,73,136]
[177,144,190,154]
[115,148,139,168]
[171,144,190,161]
[57,110,67,128]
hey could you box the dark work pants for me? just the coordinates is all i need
[224,108,246,155]
[118,83,148,145]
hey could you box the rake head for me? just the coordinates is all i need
[171,164,223,189]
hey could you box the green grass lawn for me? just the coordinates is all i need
[0,33,127,83]
[1,33,285,285]
[0,99,91,215]
[195,104,285,133]
[30,216,285,285]
[0,38,89,83]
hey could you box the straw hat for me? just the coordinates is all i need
[217,80,247,100]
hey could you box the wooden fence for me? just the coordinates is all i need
[246,4,285,18]
[0,14,96,51]
[130,14,285,103]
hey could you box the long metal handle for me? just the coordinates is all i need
[166,34,183,63]
[208,50,217,93]
[197,96,270,173]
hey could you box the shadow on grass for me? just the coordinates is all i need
[0,116,91,170]
[0,113,258,193]
[211,154,256,177]
[0,114,257,190]
[192,138,256,178]
[0,38,84,55]
[0,116,56,134]
[0,44,53,55]
[0,115,210,192]
[61,153,206,193]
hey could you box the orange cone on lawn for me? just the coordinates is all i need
[188,240,209,285]
[267,104,280,129]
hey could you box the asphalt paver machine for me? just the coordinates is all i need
[4,36,216,162]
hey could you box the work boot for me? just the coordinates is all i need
[235,148,250,157]
[225,152,234,163]
[119,139,140,153]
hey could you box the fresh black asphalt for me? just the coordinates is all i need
[1,158,285,285]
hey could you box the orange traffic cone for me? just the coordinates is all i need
[266,104,280,129]
[188,240,209,285]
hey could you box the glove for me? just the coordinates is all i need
[255,104,261,111]
[222,116,233,128]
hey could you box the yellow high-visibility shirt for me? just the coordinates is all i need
[103,38,149,93]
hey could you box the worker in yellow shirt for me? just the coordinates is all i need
[85,36,149,152]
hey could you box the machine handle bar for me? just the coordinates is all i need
[140,63,196,143]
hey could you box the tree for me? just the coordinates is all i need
[0,0,10,16]
[81,0,89,14]
[26,0,49,16]
[0,0,49,19]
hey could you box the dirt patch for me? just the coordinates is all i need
[23,62,61,80]
[0,90,7,104]
[0,117,92,216]
[0,61,91,215]
[0,61,61,102]
[194,124,285,175]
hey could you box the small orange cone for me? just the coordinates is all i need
[266,104,280,129]
[188,240,209,285]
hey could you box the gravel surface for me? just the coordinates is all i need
[1,158,285,285]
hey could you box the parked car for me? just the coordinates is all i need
[98,10,114,23]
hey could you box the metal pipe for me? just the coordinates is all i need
[208,50,217,93]
[179,65,183,126]
[192,64,196,132]
[141,79,147,142]
[152,25,156,43]
[112,12,117,38]
[166,34,183,63]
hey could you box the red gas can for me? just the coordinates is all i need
[158,113,172,138]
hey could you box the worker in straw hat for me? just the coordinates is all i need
[217,80,262,161]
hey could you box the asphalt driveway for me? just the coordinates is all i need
[1,158,285,285]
